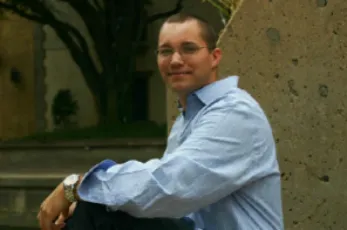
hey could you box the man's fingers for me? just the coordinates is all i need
[55,201,75,225]
[62,208,69,219]
[54,222,66,229]
[37,204,44,219]
[69,202,77,216]
[39,213,54,230]
[39,205,56,230]
[55,213,65,225]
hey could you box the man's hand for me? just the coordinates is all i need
[37,182,71,230]
[55,202,77,228]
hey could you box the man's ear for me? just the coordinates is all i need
[211,48,222,69]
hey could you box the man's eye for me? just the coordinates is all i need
[182,46,198,53]
[159,49,173,55]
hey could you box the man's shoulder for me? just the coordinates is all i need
[208,87,263,113]
[200,87,272,130]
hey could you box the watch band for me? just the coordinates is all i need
[63,174,80,203]
[64,184,77,202]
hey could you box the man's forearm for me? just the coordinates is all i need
[75,151,258,218]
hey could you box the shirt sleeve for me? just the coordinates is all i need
[77,99,275,218]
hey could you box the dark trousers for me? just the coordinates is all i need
[63,201,195,230]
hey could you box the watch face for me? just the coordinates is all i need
[64,174,79,186]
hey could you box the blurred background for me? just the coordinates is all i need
[0,0,346,229]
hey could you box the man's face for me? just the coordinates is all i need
[157,20,222,95]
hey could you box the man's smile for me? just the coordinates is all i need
[168,71,193,77]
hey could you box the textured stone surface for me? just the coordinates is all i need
[0,15,36,140]
[215,0,347,229]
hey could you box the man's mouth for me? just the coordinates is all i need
[168,71,192,76]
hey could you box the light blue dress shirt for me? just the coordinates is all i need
[78,76,284,230]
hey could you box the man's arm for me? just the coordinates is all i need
[77,99,276,218]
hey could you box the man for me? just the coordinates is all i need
[38,13,284,230]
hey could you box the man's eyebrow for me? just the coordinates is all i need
[181,41,197,45]
[158,43,171,48]
[158,41,198,48]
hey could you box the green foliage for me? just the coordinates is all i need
[51,89,79,129]
[202,0,232,21]
[0,0,34,18]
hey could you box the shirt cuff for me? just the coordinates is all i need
[77,159,117,200]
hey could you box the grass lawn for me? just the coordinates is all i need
[6,121,167,143]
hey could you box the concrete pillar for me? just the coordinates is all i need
[166,0,347,229]
[218,0,346,229]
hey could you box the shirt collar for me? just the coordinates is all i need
[194,76,239,105]
[176,75,239,109]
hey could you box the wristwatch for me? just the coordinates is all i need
[63,174,80,203]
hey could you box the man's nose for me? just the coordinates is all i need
[170,51,184,66]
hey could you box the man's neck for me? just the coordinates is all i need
[177,75,218,110]
[178,95,187,111]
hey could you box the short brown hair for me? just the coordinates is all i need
[162,13,218,50]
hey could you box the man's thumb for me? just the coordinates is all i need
[62,208,69,218]
[55,213,66,225]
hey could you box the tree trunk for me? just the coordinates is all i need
[93,74,119,126]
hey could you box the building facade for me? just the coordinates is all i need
[0,0,224,139]
[0,13,37,140]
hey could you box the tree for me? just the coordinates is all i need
[203,0,232,25]
[0,0,183,125]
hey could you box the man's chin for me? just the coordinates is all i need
[170,84,191,94]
